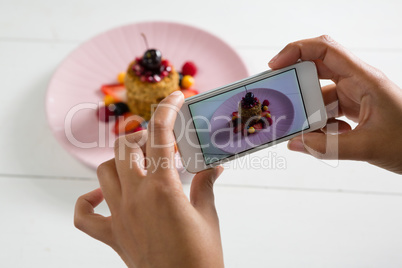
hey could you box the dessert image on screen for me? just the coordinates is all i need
[231,90,273,135]
[188,68,309,165]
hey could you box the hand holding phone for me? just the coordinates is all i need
[174,61,327,173]
[269,35,402,174]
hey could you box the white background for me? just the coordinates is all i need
[1,0,402,267]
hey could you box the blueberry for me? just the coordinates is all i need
[111,102,129,116]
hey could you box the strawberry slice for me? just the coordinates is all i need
[181,89,199,98]
[101,83,127,102]
[114,112,144,135]
[252,121,264,131]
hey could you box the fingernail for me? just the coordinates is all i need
[288,139,306,152]
[269,54,279,65]
[212,165,224,183]
[170,90,183,97]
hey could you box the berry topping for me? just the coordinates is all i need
[142,49,162,70]
[241,91,259,109]
[262,99,270,106]
[131,56,173,83]
[245,92,254,99]
[97,105,115,122]
[110,102,130,116]
[182,61,197,77]
[181,75,195,89]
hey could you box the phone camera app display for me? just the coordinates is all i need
[188,69,310,165]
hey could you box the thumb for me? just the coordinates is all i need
[190,166,224,216]
[288,130,368,161]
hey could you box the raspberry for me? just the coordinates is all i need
[182,61,197,77]
[97,105,115,122]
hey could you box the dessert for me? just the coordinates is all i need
[96,34,200,135]
[230,91,272,135]
[125,48,180,121]
[239,92,262,125]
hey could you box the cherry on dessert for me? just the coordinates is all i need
[245,92,254,99]
[142,49,162,70]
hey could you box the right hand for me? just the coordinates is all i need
[269,35,402,174]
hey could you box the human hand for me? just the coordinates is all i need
[74,91,225,268]
[269,35,402,174]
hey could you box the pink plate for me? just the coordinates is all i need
[46,21,249,169]
[209,88,295,154]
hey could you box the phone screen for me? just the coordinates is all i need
[188,68,309,165]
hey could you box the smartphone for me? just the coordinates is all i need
[174,61,327,173]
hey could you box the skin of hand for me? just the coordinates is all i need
[269,35,402,174]
[74,91,225,268]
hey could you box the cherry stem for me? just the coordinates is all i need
[141,33,149,49]
[245,86,248,93]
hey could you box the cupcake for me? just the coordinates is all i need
[239,92,262,125]
[125,48,179,121]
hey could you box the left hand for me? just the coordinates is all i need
[74,91,225,268]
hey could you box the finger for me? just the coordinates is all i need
[74,188,113,245]
[287,129,369,161]
[114,130,148,179]
[190,166,224,220]
[322,118,352,134]
[268,35,361,81]
[97,159,122,210]
[146,91,184,174]
[313,83,344,119]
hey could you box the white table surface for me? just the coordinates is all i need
[1,0,402,267]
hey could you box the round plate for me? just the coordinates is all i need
[209,88,295,154]
[46,21,249,169]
